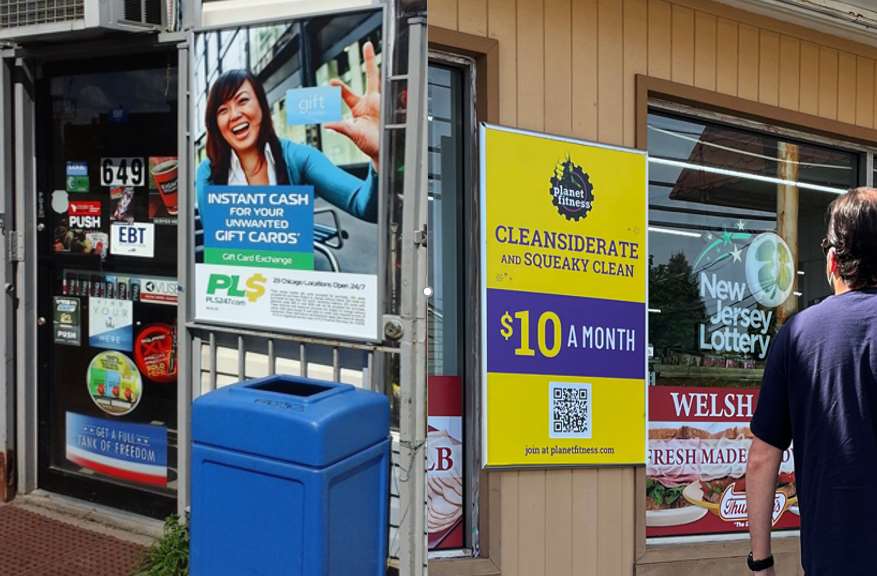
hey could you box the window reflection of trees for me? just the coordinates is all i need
[649,253,705,360]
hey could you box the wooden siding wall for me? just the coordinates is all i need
[431,0,877,146]
[429,0,877,575]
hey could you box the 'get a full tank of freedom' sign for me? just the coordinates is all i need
[480,123,647,468]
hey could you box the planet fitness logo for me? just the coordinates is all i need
[745,232,795,308]
[549,157,594,221]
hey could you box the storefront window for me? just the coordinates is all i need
[426,62,465,551]
[645,109,860,538]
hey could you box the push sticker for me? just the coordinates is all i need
[54,201,107,257]
[86,351,142,416]
[68,200,102,229]
[53,296,81,346]
[89,297,133,352]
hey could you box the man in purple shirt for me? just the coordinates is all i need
[746,188,877,575]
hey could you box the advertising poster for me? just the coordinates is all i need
[481,124,647,467]
[86,351,143,416]
[89,297,134,351]
[647,386,799,536]
[66,412,167,487]
[192,10,383,341]
[427,376,463,550]
[53,296,81,346]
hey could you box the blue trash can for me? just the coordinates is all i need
[190,375,390,576]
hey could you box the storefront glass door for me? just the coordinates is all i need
[36,54,179,517]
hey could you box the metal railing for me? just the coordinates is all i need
[186,323,396,397]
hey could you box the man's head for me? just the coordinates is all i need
[823,187,877,291]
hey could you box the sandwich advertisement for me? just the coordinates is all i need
[427,376,463,550]
[646,386,799,537]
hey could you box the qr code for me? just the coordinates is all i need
[549,382,592,439]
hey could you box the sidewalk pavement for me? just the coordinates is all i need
[0,502,149,575]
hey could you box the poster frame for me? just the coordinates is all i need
[479,122,650,469]
[186,4,388,344]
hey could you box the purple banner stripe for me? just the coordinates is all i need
[487,288,645,379]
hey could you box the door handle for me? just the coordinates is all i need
[37,316,46,326]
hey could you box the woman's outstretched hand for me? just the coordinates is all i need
[325,41,381,171]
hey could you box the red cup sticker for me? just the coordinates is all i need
[134,323,177,383]
[149,157,178,216]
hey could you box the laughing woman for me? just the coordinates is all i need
[195,41,381,223]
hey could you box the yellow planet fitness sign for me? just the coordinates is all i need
[481,124,647,467]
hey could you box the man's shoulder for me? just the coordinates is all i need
[779,291,877,359]
[793,291,877,327]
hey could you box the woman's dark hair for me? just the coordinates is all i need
[205,69,289,185]
[825,187,877,288]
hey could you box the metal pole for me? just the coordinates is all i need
[397,15,428,576]
[185,0,202,30]
[176,42,192,521]
[14,59,37,495]
[0,57,13,501]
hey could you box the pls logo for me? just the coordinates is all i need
[206,273,266,303]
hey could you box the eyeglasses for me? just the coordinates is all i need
[820,237,833,255]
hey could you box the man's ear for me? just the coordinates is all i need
[828,248,839,275]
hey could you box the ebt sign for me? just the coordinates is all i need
[698,232,794,360]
